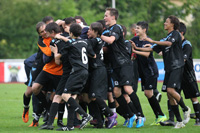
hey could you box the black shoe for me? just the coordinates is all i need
[160,119,175,126]
[190,113,196,119]
[39,124,54,130]
[194,118,200,126]
[56,126,74,131]
[79,114,93,129]
[57,121,65,127]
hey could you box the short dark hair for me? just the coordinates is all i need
[121,25,127,38]
[136,21,148,33]
[42,16,54,24]
[105,7,119,20]
[45,22,61,34]
[96,20,106,29]
[179,22,186,35]
[168,15,180,30]
[69,23,82,37]
[36,21,45,34]
[65,17,76,25]
[90,22,103,36]
[74,16,87,25]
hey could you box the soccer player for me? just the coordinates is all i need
[130,21,167,125]
[160,22,200,126]
[86,22,117,128]
[50,23,95,131]
[22,21,51,124]
[132,15,190,128]
[101,7,144,128]
[29,21,63,127]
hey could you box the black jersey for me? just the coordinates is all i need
[151,30,184,72]
[104,24,132,68]
[131,36,158,78]
[182,39,193,71]
[60,38,95,72]
[87,37,105,69]
[51,35,72,75]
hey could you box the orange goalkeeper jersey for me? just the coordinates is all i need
[37,36,63,76]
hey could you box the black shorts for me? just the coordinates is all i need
[34,70,61,91]
[181,70,200,99]
[141,76,157,91]
[88,67,108,100]
[107,68,114,92]
[25,63,44,87]
[112,65,134,87]
[63,69,88,95]
[56,74,70,95]
[162,67,183,92]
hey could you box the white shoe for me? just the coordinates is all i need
[183,106,191,124]
[174,121,185,129]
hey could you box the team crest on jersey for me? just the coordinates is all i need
[92,93,95,97]
[114,81,119,85]
[171,38,175,42]
[126,81,129,84]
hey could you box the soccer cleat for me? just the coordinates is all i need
[123,119,129,126]
[150,118,159,126]
[156,93,162,103]
[136,116,145,128]
[57,121,65,127]
[28,120,39,127]
[190,113,196,119]
[174,121,185,129]
[22,108,29,123]
[56,126,74,131]
[183,106,191,124]
[107,112,118,129]
[79,114,93,129]
[127,114,137,128]
[39,124,54,130]
[160,119,175,126]
[157,115,167,123]
[194,118,200,126]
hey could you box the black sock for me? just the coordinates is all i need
[35,102,44,121]
[129,92,144,117]
[171,105,182,122]
[57,103,65,123]
[116,105,128,120]
[89,101,103,126]
[168,100,174,121]
[178,97,188,112]
[108,101,116,112]
[79,101,87,112]
[66,103,75,128]
[95,97,113,117]
[35,91,48,109]
[153,89,159,96]
[148,96,164,117]
[116,95,133,118]
[193,102,200,119]
[68,97,87,118]
[48,102,59,125]
[23,93,30,107]
[88,101,95,117]
[128,101,138,114]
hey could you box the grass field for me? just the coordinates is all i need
[0,83,199,133]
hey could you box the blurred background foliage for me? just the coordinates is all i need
[0,0,199,59]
